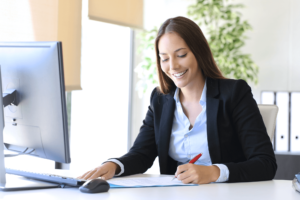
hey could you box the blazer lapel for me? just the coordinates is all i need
[158,94,175,174]
[206,78,222,163]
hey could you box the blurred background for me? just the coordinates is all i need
[0,0,299,180]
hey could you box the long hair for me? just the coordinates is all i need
[155,16,225,94]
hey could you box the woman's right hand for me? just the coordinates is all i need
[77,162,121,180]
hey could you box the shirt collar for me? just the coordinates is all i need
[200,80,207,106]
[173,87,180,104]
[173,80,207,106]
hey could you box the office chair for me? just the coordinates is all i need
[258,104,279,142]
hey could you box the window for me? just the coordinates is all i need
[68,0,131,172]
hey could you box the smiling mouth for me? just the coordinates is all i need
[173,70,188,78]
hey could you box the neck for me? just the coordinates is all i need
[179,73,205,103]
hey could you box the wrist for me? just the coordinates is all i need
[107,162,121,174]
[210,165,220,182]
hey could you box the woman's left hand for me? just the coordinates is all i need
[175,164,220,184]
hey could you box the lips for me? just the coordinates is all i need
[173,69,188,78]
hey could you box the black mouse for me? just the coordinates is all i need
[79,178,110,193]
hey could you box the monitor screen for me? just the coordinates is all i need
[0,42,70,164]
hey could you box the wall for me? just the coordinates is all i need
[233,0,300,101]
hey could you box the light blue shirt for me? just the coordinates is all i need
[169,83,210,165]
[169,82,229,182]
[109,81,229,182]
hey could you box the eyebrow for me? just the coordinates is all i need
[159,48,186,55]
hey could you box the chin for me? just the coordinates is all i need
[174,81,187,89]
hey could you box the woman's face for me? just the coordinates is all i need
[158,32,201,89]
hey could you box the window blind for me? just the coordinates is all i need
[0,0,82,91]
[88,0,143,29]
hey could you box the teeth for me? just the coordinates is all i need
[174,70,187,77]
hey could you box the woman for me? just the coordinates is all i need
[78,16,277,184]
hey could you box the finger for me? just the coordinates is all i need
[100,170,115,181]
[177,169,193,181]
[179,168,198,184]
[83,169,97,180]
[88,168,108,180]
[77,171,90,179]
[78,170,93,180]
[181,174,198,184]
[175,163,192,176]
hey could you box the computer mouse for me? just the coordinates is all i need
[79,178,110,193]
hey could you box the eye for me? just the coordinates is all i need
[162,58,169,62]
[178,53,187,58]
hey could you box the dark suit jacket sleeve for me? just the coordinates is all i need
[224,80,277,182]
[112,88,158,176]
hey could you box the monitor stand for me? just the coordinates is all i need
[0,70,58,191]
[0,124,59,192]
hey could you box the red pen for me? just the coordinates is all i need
[172,153,203,181]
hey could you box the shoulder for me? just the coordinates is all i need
[149,87,173,109]
[218,78,250,90]
[216,78,251,98]
[217,79,254,112]
[207,78,253,110]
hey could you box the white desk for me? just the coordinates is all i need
[0,172,299,200]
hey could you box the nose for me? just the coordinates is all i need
[169,57,179,70]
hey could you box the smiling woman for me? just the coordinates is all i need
[158,33,202,91]
[78,16,277,185]
[155,17,225,95]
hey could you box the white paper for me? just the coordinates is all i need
[107,176,197,187]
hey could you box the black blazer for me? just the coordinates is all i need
[116,78,277,182]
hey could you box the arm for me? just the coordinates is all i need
[224,80,277,182]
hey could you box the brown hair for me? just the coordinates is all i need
[155,16,225,94]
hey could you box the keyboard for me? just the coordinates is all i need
[5,168,86,187]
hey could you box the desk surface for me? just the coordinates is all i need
[0,172,299,200]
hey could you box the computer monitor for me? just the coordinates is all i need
[0,41,70,190]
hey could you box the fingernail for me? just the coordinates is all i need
[101,177,106,180]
